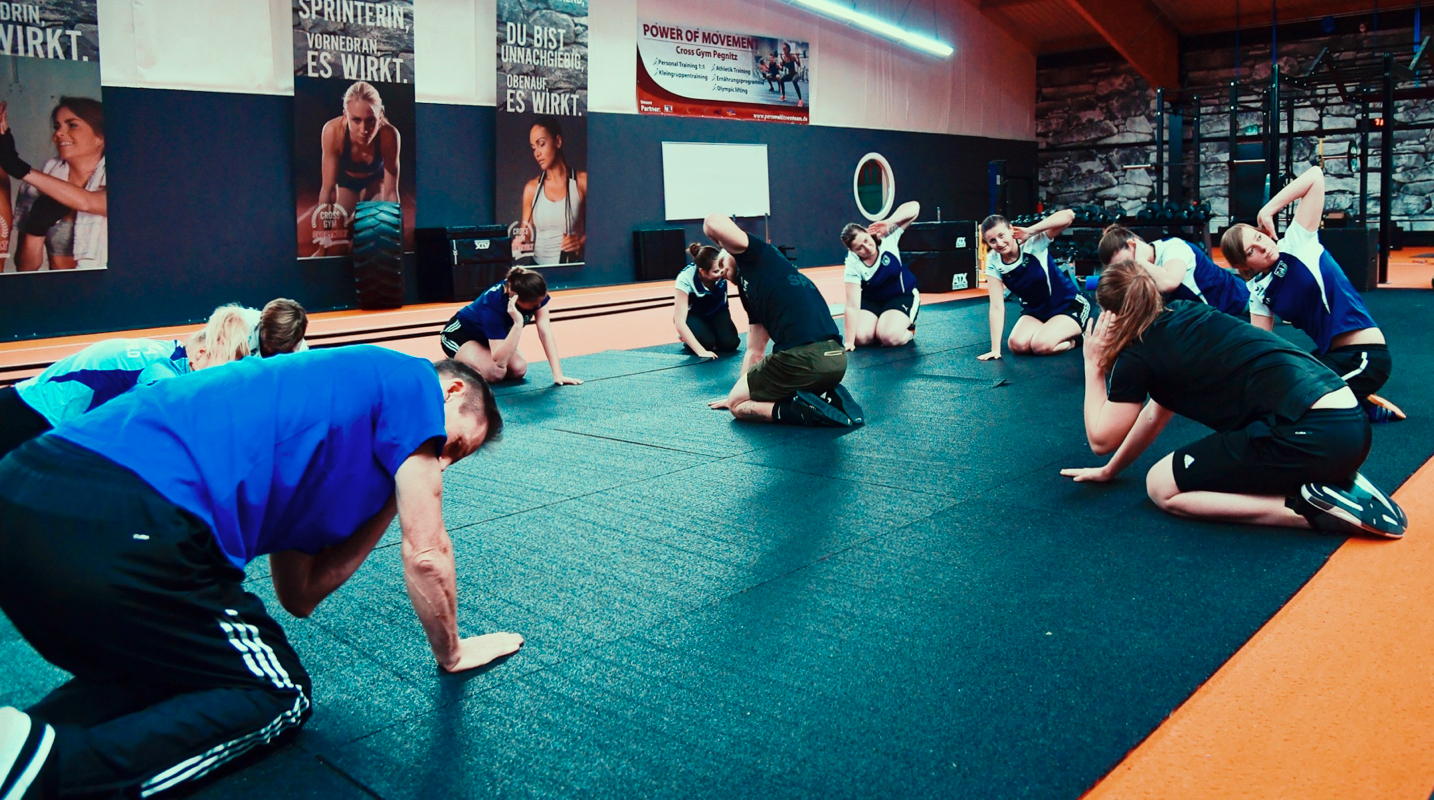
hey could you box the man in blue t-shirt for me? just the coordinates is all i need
[0,347,519,799]
[701,214,864,427]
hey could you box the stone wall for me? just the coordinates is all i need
[1038,27,1434,232]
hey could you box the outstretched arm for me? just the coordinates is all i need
[396,445,524,671]
[535,305,581,385]
[1063,399,1173,482]
[674,291,715,359]
[1260,166,1326,236]
[884,200,920,231]
[978,275,1006,360]
[703,214,749,254]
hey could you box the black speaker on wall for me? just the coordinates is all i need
[1321,227,1379,292]
[416,226,512,303]
[901,221,978,253]
[634,228,686,281]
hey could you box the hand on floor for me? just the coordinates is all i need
[977,350,1001,361]
[444,633,525,672]
[1060,466,1112,483]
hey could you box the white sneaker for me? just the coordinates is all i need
[1,706,54,800]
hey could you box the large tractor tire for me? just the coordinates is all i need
[352,200,405,309]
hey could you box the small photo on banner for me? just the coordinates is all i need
[0,0,105,275]
[638,22,809,124]
[497,0,588,268]
[293,0,415,259]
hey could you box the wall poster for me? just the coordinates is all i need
[638,22,810,125]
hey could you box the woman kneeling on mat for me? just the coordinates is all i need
[1220,166,1403,424]
[674,243,740,359]
[978,209,1089,360]
[840,200,921,349]
[1097,226,1248,317]
[440,266,581,386]
[1061,259,1405,539]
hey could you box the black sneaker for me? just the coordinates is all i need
[792,390,853,427]
[907,290,921,333]
[820,385,865,427]
[1289,473,1407,539]
[0,707,55,800]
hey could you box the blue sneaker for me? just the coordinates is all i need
[1289,472,1407,539]
[1364,394,1406,424]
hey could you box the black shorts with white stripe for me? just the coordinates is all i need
[1317,342,1391,403]
[0,435,312,798]
[439,313,488,359]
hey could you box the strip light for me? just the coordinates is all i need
[787,0,954,57]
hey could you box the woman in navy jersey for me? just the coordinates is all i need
[1097,226,1249,317]
[1220,166,1403,423]
[674,243,739,359]
[440,266,581,386]
[839,200,920,349]
[978,209,1089,360]
[1062,259,1404,539]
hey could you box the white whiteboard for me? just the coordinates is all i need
[661,142,770,221]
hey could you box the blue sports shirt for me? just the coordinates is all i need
[55,346,448,570]
[1247,223,1378,354]
[1153,238,1250,317]
[843,225,917,304]
[15,338,190,426]
[456,281,551,342]
[984,232,1080,321]
[675,264,729,317]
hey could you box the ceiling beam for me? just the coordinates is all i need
[1062,0,1179,88]
[1158,0,1424,37]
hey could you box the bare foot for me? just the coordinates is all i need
[444,632,525,672]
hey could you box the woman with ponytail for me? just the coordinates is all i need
[1059,259,1405,539]
[440,266,582,385]
[674,243,739,359]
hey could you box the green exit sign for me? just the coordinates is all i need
[1243,124,1260,135]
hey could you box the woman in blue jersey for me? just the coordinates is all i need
[839,200,921,349]
[1220,166,1403,423]
[0,304,254,461]
[978,209,1089,360]
[674,243,739,359]
[440,266,582,386]
[1097,226,1249,317]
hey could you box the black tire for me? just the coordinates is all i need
[352,200,405,309]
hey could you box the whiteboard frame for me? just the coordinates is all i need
[661,141,771,221]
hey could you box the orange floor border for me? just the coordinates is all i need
[1084,459,1434,799]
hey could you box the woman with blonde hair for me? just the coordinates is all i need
[1060,258,1405,539]
[306,81,400,256]
[0,304,253,461]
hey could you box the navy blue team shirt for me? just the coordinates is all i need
[456,281,552,342]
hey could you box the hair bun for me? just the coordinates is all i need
[687,243,702,258]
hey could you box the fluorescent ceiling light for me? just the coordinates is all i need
[788,0,954,57]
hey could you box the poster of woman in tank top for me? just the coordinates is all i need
[0,0,106,275]
[292,0,416,259]
[497,0,588,267]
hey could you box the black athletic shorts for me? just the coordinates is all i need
[1021,294,1091,327]
[746,338,847,403]
[860,291,917,320]
[1172,405,1371,496]
[1317,343,1391,402]
[439,313,488,358]
[0,385,52,463]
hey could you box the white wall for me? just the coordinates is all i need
[94,0,1034,139]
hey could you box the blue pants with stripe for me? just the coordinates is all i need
[0,436,312,798]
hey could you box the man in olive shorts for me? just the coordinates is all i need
[703,214,863,427]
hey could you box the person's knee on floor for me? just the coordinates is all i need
[1145,457,1182,513]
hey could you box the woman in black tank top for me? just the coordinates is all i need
[305,81,401,257]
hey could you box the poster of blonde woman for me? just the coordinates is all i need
[0,2,106,275]
[293,0,416,258]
